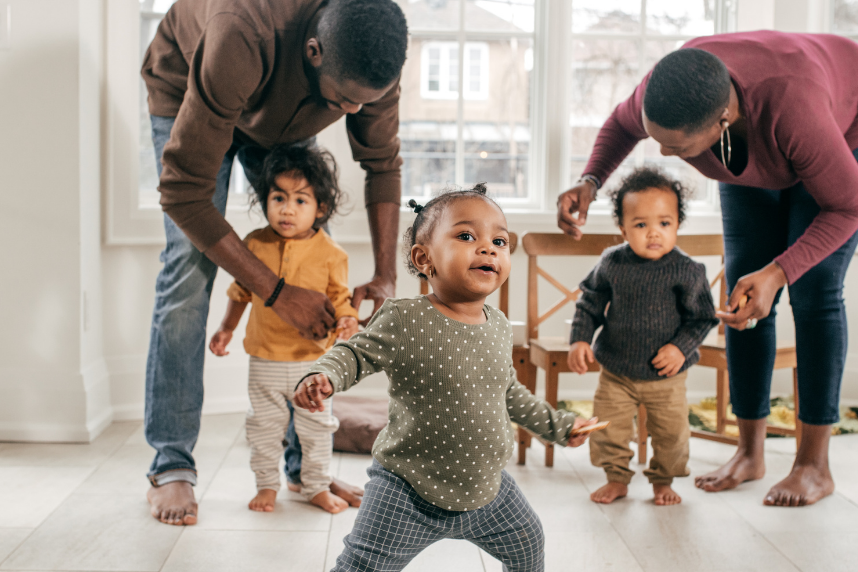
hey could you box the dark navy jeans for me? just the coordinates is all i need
[719,147,858,425]
[145,115,305,485]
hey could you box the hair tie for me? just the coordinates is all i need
[407,199,424,214]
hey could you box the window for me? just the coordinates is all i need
[568,0,734,205]
[832,0,858,38]
[421,41,489,100]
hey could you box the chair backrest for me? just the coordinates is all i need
[419,232,519,317]
[521,233,724,341]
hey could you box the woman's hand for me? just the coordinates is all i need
[567,341,595,374]
[556,180,598,239]
[717,262,788,331]
[209,329,233,356]
[293,373,333,412]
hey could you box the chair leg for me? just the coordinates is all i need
[637,403,648,465]
[716,368,729,436]
[515,359,536,465]
[544,365,559,468]
[793,368,802,451]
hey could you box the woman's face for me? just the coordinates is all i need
[643,113,724,160]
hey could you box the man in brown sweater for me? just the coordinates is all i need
[140,0,407,526]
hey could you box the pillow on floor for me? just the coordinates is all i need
[332,395,389,454]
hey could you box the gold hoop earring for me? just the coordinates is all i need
[720,120,731,168]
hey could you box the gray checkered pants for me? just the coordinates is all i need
[332,460,544,572]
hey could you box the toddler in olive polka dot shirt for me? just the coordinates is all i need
[294,184,597,572]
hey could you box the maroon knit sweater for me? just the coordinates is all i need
[584,31,858,284]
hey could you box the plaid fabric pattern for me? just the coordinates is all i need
[332,460,544,572]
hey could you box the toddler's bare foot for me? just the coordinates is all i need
[653,483,682,505]
[590,482,628,504]
[287,482,301,493]
[695,450,765,492]
[763,464,834,507]
[310,490,349,514]
[147,481,198,526]
[248,489,278,512]
[331,477,364,507]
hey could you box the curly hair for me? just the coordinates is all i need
[251,144,345,229]
[318,0,408,90]
[608,166,690,227]
[402,183,500,279]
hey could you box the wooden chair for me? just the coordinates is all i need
[519,233,800,468]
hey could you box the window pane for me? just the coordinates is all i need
[396,0,461,32]
[647,0,716,36]
[833,0,858,34]
[463,38,532,199]
[449,46,459,92]
[465,0,534,33]
[572,0,641,34]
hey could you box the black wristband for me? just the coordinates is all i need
[264,277,286,307]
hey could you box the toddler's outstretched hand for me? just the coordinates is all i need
[336,316,359,340]
[567,341,594,374]
[652,343,685,377]
[294,373,333,412]
[209,329,233,356]
[567,416,599,447]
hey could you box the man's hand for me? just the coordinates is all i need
[652,343,685,377]
[336,316,359,340]
[567,341,595,374]
[271,284,337,341]
[567,416,599,447]
[557,179,598,239]
[352,276,395,326]
[294,374,334,413]
[716,262,787,331]
[209,329,233,356]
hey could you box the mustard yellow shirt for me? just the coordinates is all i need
[227,227,359,362]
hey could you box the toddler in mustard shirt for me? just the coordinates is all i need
[209,144,359,514]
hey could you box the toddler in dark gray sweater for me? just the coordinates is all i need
[568,167,718,506]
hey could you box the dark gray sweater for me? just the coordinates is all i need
[570,244,718,381]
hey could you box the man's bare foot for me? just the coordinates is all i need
[287,482,301,493]
[590,482,628,504]
[695,451,765,492]
[310,490,349,513]
[764,464,835,507]
[249,489,278,512]
[330,477,363,507]
[653,483,682,505]
[147,481,198,526]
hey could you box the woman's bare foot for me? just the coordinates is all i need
[330,477,364,507]
[287,482,301,493]
[653,483,682,505]
[764,464,834,507]
[590,482,628,504]
[147,481,198,526]
[695,417,767,493]
[249,489,278,512]
[310,490,349,513]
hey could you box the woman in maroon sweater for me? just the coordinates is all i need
[557,31,858,507]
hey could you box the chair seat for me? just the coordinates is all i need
[699,331,797,369]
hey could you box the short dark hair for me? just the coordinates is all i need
[318,0,408,90]
[643,48,731,133]
[609,166,689,226]
[251,144,345,229]
[402,183,500,279]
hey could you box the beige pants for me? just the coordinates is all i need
[247,356,339,500]
[590,368,690,485]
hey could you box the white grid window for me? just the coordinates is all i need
[421,42,489,100]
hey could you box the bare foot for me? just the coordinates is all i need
[147,481,198,526]
[287,482,301,493]
[764,464,835,507]
[330,477,364,508]
[695,451,765,492]
[590,482,628,504]
[248,489,278,512]
[653,483,682,505]
[310,490,349,514]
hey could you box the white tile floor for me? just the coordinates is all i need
[2,413,857,572]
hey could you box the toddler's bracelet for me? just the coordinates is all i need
[264,277,286,307]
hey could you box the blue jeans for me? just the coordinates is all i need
[719,147,858,426]
[144,115,305,485]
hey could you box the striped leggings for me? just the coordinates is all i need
[247,356,339,500]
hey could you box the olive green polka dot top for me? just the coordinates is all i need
[308,296,577,511]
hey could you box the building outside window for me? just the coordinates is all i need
[832,0,858,39]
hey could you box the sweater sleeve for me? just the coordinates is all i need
[326,251,359,321]
[505,364,577,446]
[772,87,858,284]
[669,261,719,358]
[305,300,401,393]
[346,81,402,206]
[569,257,612,344]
